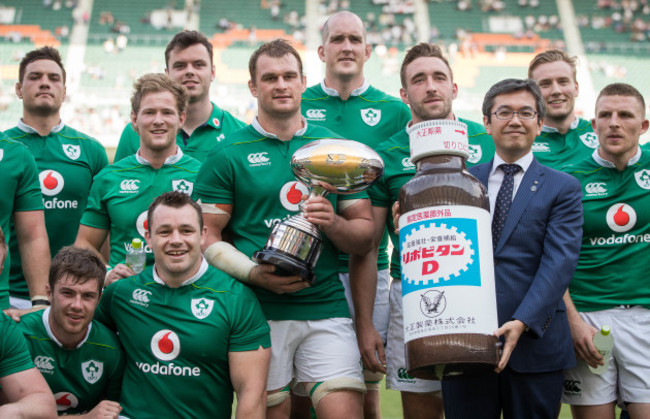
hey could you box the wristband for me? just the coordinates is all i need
[204,241,257,282]
[31,299,50,307]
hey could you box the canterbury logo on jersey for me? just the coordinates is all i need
[34,356,55,373]
[130,289,152,307]
[305,109,326,121]
[532,142,550,153]
[402,157,415,170]
[585,182,607,196]
[248,152,271,167]
[120,179,140,193]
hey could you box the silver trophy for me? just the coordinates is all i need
[253,139,384,284]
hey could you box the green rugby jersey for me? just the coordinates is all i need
[564,148,650,311]
[194,120,368,320]
[94,260,270,419]
[369,117,491,280]
[302,81,410,273]
[0,310,35,377]
[0,134,43,308]
[80,149,200,268]
[532,118,598,170]
[19,309,124,415]
[114,102,246,163]
[4,121,108,299]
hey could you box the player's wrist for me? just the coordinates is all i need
[204,241,257,282]
[30,295,50,307]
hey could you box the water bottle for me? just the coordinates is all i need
[125,238,146,274]
[589,325,613,375]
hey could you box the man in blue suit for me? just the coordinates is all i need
[441,78,583,419]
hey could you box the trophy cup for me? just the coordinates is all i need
[253,139,384,284]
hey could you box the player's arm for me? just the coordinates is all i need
[302,196,374,255]
[229,346,271,419]
[75,226,133,286]
[563,290,601,368]
[349,205,388,373]
[0,368,56,418]
[4,210,51,320]
[73,401,122,419]
[202,204,309,294]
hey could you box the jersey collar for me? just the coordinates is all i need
[541,117,580,133]
[135,146,184,166]
[180,102,224,140]
[17,119,65,135]
[41,307,93,349]
[152,257,209,287]
[592,147,642,168]
[320,79,369,97]
[252,116,308,138]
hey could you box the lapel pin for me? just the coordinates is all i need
[531,185,537,191]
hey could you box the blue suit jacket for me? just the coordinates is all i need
[469,158,582,373]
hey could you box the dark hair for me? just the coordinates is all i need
[528,49,578,80]
[147,191,203,231]
[482,78,546,122]
[130,73,188,115]
[165,30,214,67]
[49,246,106,293]
[400,43,452,88]
[596,83,646,114]
[249,39,303,84]
[19,46,66,84]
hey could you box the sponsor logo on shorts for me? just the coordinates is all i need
[191,298,214,319]
[634,169,650,190]
[131,289,152,307]
[361,108,381,127]
[579,132,599,149]
[532,142,550,153]
[120,179,140,194]
[467,144,482,164]
[396,367,416,383]
[563,379,582,397]
[81,360,103,384]
[402,157,415,170]
[62,144,81,160]
[305,109,326,121]
[585,182,607,197]
[247,152,271,167]
[34,355,55,374]
[54,392,79,411]
[278,181,309,212]
[172,179,193,195]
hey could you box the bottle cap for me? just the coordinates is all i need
[601,325,611,336]
[132,238,143,249]
[407,120,470,162]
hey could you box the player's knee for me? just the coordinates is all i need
[363,370,385,391]
[304,377,366,408]
[267,385,291,407]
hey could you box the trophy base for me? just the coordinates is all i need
[253,249,316,285]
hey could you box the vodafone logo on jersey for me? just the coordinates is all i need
[151,330,181,361]
[279,181,309,212]
[136,210,148,238]
[54,392,79,412]
[39,170,64,196]
[606,203,636,233]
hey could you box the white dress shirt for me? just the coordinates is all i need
[487,151,534,219]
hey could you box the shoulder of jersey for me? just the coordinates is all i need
[16,310,42,333]
[59,126,102,144]
[458,117,487,134]
[302,84,327,101]
[359,86,403,104]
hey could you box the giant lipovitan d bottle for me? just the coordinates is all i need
[398,120,500,380]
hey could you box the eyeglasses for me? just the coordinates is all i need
[492,108,538,120]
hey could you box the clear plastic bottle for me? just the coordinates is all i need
[589,325,613,375]
[125,238,146,274]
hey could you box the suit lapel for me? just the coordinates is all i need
[472,160,491,187]
[495,159,545,251]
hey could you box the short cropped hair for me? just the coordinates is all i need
[147,191,203,232]
[400,43,453,88]
[482,78,546,122]
[321,11,366,44]
[165,30,214,67]
[130,73,188,115]
[596,83,646,116]
[19,46,66,84]
[528,49,578,81]
[248,39,303,84]
[49,246,106,293]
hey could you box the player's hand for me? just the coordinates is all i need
[494,319,526,373]
[3,305,48,323]
[81,400,122,419]
[391,201,400,234]
[301,195,337,233]
[249,264,310,294]
[568,315,601,368]
[356,320,386,373]
[105,263,135,287]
